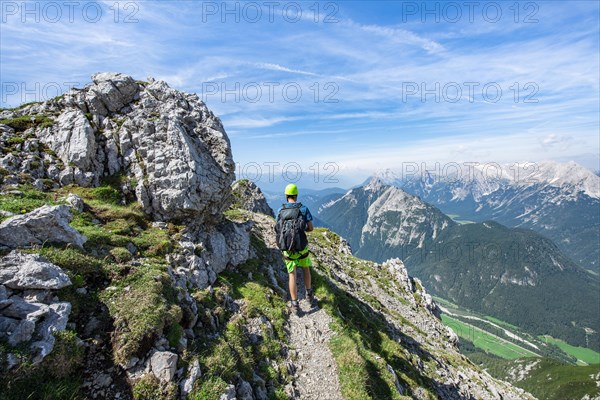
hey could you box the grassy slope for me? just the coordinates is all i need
[0,184,294,399]
[468,353,600,400]
[440,314,538,360]
[306,228,511,400]
[539,336,600,365]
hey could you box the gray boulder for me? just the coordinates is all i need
[0,251,71,290]
[0,205,86,249]
[0,297,71,358]
[150,351,178,383]
[0,251,73,361]
[30,302,71,362]
[65,193,85,212]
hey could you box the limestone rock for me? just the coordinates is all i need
[30,302,71,362]
[39,109,97,172]
[88,72,140,115]
[150,351,178,383]
[252,373,268,400]
[65,193,85,212]
[231,180,274,217]
[180,359,202,397]
[0,251,71,290]
[8,73,235,223]
[170,220,253,290]
[0,293,71,362]
[0,205,86,248]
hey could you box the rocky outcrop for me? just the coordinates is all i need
[0,251,71,290]
[168,220,254,291]
[0,251,72,363]
[180,359,201,397]
[0,72,235,222]
[231,179,274,217]
[0,204,87,249]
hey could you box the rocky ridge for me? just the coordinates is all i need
[231,179,274,217]
[307,228,533,400]
[0,72,235,222]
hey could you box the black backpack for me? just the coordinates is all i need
[275,203,308,252]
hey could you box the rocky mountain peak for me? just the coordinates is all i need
[0,72,235,222]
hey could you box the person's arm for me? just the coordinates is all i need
[304,206,314,232]
[306,220,314,232]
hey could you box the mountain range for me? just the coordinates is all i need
[317,176,600,352]
[376,161,600,272]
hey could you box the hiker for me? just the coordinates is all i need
[275,183,315,315]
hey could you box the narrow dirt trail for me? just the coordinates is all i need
[287,274,344,400]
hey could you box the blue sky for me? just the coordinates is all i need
[1,0,599,188]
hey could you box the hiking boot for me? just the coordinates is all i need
[305,288,315,305]
[290,300,300,316]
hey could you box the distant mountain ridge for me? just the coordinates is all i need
[317,178,600,351]
[320,177,454,262]
[374,161,600,271]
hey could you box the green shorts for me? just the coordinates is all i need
[283,247,312,273]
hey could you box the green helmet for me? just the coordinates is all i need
[284,183,298,196]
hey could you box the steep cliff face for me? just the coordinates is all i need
[0,72,235,222]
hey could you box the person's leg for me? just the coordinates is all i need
[302,266,311,291]
[288,265,297,301]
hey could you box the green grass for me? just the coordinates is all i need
[189,376,229,400]
[0,115,54,132]
[0,185,60,221]
[63,184,179,258]
[441,314,538,360]
[0,331,84,400]
[133,374,177,400]
[481,357,600,400]
[539,335,600,365]
[100,260,182,365]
